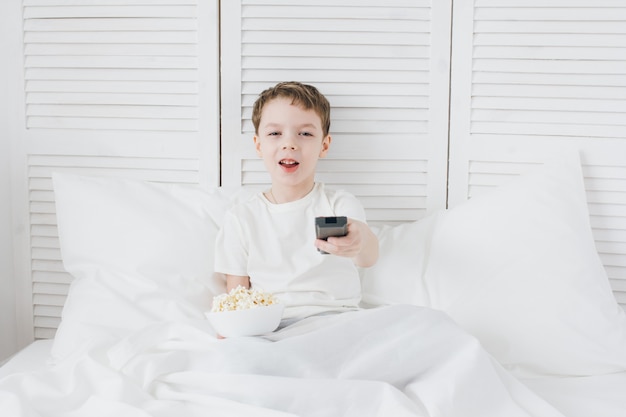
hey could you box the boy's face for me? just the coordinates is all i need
[254,97,331,193]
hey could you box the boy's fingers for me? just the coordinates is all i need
[315,239,335,254]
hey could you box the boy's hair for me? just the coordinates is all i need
[252,81,331,136]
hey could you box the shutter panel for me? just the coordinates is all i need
[14,0,220,340]
[583,153,626,310]
[23,1,200,132]
[448,0,626,310]
[221,0,452,224]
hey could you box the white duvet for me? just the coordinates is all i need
[0,305,565,417]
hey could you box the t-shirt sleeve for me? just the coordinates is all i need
[214,209,249,277]
[331,190,367,223]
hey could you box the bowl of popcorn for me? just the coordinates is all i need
[206,285,284,337]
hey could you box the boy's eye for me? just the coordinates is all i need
[268,131,280,136]
[300,132,313,137]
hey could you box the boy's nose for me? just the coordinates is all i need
[282,138,297,150]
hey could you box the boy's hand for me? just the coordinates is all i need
[314,218,379,268]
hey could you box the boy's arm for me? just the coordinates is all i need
[315,218,379,268]
[226,275,251,292]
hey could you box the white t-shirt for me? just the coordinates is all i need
[214,183,366,320]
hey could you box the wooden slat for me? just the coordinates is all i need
[24,17,196,31]
[242,5,429,20]
[26,81,197,94]
[24,0,197,5]
[243,17,430,32]
[23,6,197,19]
[242,0,428,6]
[25,68,198,81]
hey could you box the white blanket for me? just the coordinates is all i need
[0,305,565,417]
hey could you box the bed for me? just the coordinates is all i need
[1,152,626,416]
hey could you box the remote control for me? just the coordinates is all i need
[315,216,348,254]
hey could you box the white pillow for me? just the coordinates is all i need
[360,214,439,307]
[51,173,243,361]
[364,154,626,377]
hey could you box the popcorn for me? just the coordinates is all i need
[211,285,278,312]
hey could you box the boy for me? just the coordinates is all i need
[214,81,379,322]
[207,84,563,414]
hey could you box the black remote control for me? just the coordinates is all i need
[315,216,348,254]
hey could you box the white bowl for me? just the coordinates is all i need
[206,303,285,337]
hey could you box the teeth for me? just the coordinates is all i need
[280,160,298,166]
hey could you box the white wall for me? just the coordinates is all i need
[0,124,17,364]
[0,0,18,362]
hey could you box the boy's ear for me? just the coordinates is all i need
[254,135,262,156]
[319,135,332,157]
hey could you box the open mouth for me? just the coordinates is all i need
[279,159,299,167]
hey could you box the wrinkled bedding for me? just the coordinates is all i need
[0,305,566,417]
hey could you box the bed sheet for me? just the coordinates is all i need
[520,372,626,417]
[0,305,568,417]
[5,339,624,417]
[0,340,53,379]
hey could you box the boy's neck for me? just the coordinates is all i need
[267,183,316,204]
